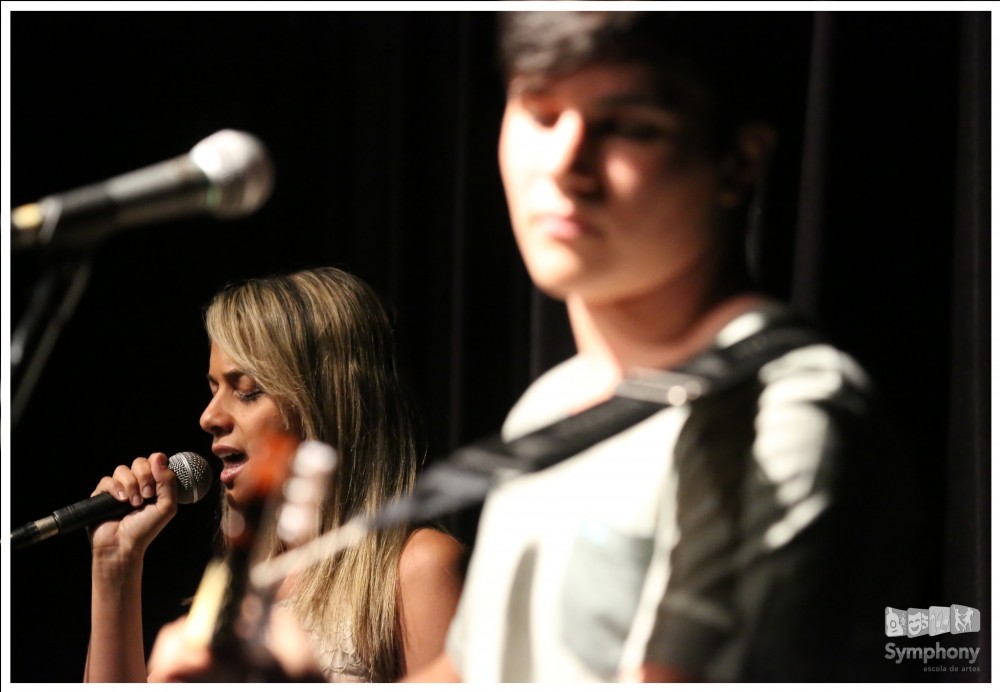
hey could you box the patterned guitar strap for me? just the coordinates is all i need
[371,316,822,529]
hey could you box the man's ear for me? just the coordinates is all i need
[717,122,778,208]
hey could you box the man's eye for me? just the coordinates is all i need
[527,107,559,128]
[595,119,667,141]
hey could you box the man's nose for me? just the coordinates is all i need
[546,111,600,195]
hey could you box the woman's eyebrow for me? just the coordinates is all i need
[205,368,248,384]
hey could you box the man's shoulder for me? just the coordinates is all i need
[501,355,588,441]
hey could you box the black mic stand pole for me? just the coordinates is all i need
[11,212,94,428]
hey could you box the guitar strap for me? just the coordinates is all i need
[372,316,823,528]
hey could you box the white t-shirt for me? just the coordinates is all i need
[446,302,873,682]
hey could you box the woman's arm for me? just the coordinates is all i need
[142,527,465,682]
[84,550,148,681]
[83,453,178,682]
[396,527,465,676]
[402,651,463,682]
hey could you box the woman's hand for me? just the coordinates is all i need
[84,453,180,682]
[146,617,215,682]
[147,610,324,682]
[88,452,178,565]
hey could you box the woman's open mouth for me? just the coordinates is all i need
[219,453,247,487]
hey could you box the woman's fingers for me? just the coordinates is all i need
[130,456,156,502]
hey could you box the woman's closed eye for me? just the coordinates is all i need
[236,387,264,403]
[207,372,265,404]
[231,373,265,403]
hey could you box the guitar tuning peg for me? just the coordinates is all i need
[276,441,338,548]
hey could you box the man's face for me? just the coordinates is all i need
[499,63,734,306]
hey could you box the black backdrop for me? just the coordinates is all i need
[7,11,990,683]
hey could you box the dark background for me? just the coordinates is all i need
[7,11,990,683]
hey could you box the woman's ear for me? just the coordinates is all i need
[717,122,778,208]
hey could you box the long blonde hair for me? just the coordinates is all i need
[204,267,418,681]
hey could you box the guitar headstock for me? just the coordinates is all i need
[184,432,298,654]
[182,435,338,680]
[275,441,337,549]
[220,433,300,550]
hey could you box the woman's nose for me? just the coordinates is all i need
[200,394,233,436]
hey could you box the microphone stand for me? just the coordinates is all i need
[11,250,93,429]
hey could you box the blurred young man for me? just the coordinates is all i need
[415,11,881,682]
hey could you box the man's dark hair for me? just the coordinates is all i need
[498,11,810,154]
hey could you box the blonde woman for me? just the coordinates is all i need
[84,267,463,682]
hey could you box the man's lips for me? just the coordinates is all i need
[535,213,593,240]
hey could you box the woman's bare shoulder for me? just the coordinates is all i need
[399,527,465,579]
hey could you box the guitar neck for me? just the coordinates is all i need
[181,440,336,680]
[182,497,275,675]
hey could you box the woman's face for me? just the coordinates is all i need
[200,341,298,508]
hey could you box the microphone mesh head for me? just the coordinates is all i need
[168,452,214,504]
[189,129,275,218]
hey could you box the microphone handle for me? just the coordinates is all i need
[11,492,149,550]
[13,155,208,251]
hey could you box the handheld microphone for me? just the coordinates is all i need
[10,451,213,550]
[11,130,274,251]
